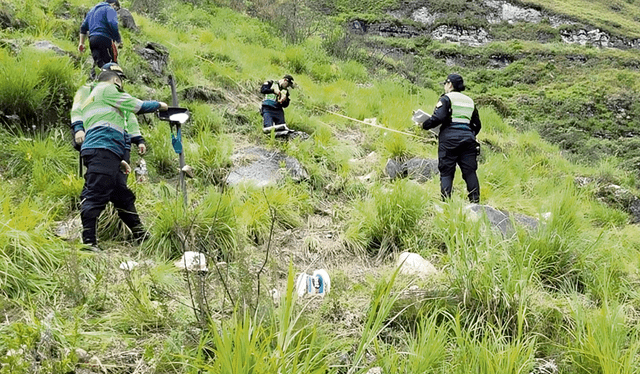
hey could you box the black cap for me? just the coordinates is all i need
[106,0,120,8]
[442,73,465,91]
[282,74,295,88]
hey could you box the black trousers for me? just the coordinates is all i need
[437,129,480,203]
[89,35,116,71]
[80,149,143,245]
[260,105,286,128]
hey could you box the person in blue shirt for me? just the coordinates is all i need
[78,0,122,78]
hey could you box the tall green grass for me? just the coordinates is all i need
[344,179,429,256]
[197,264,330,373]
[0,196,66,298]
[0,48,78,128]
[566,299,640,374]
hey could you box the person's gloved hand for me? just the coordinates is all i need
[158,102,168,111]
[75,130,85,144]
[138,143,146,155]
[120,160,132,174]
[78,44,85,53]
[278,89,288,103]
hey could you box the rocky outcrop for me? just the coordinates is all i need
[360,0,640,51]
[117,8,138,32]
[32,40,66,55]
[431,25,491,46]
[560,28,640,49]
[226,147,309,187]
[137,42,168,76]
[180,86,226,103]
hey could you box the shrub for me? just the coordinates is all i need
[344,179,428,256]
[0,48,78,130]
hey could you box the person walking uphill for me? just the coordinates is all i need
[260,74,295,132]
[78,0,122,78]
[70,68,168,251]
[417,73,482,203]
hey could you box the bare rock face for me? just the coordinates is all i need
[137,42,168,76]
[33,40,66,55]
[226,147,308,187]
[453,203,545,236]
[431,25,491,46]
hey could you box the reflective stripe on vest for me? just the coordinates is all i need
[264,82,280,102]
[86,120,125,134]
[446,92,474,125]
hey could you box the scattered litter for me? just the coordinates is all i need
[119,260,140,271]
[295,269,330,297]
[270,288,280,306]
[134,159,148,183]
[174,251,208,272]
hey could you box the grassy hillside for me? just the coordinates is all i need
[2,0,640,373]
[318,0,640,171]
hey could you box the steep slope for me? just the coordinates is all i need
[322,0,640,169]
[1,0,640,373]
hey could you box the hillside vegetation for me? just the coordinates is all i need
[1,0,640,373]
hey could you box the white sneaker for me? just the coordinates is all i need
[263,124,289,133]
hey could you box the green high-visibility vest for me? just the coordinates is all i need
[445,92,474,124]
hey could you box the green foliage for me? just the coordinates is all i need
[197,264,330,373]
[566,300,640,374]
[146,185,237,259]
[344,179,429,256]
[0,196,66,298]
[232,183,310,244]
[2,129,80,199]
[0,48,78,128]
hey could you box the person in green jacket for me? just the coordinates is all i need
[70,65,167,251]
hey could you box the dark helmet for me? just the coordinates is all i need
[101,62,126,79]
[105,0,121,10]
[283,74,295,88]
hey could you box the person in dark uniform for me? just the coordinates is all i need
[70,68,167,251]
[417,73,482,203]
[78,0,122,78]
[260,74,294,132]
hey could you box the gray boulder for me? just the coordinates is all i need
[226,147,308,187]
[386,157,439,182]
[117,8,138,31]
[33,40,66,55]
[465,204,542,236]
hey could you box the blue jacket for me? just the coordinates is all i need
[80,2,121,43]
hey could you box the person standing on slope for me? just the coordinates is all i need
[417,73,482,203]
[78,0,122,79]
[70,67,167,251]
[260,74,295,132]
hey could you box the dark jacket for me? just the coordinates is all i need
[80,2,121,43]
[421,92,481,136]
[261,80,290,109]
